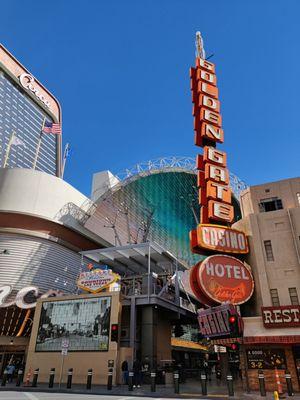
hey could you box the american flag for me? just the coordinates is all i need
[42,121,61,135]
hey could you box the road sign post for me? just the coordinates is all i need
[59,338,69,389]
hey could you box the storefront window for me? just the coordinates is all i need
[35,297,111,352]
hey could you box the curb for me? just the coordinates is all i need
[0,386,245,399]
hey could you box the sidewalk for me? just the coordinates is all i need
[0,382,299,399]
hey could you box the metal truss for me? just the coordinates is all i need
[115,156,248,199]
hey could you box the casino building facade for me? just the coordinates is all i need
[0,44,61,176]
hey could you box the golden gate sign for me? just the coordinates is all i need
[189,35,249,256]
[188,33,253,308]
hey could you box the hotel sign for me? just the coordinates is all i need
[190,255,254,305]
[19,73,51,109]
[262,306,300,328]
[77,269,119,294]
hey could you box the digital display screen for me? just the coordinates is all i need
[247,348,286,370]
[36,297,111,352]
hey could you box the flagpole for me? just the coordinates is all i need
[32,117,46,170]
[61,143,70,179]
[2,131,15,168]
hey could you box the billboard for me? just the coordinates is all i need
[36,297,111,352]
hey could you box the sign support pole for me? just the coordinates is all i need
[147,243,151,302]
[32,117,46,170]
[242,342,250,393]
[58,354,65,389]
[2,131,15,168]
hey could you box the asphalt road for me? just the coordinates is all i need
[0,393,206,400]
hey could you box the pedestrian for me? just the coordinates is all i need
[215,363,221,385]
[133,358,142,388]
[121,360,129,385]
[6,363,15,383]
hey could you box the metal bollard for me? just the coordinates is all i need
[66,368,73,389]
[258,369,266,397]
[32,368,39,387]
[128,371,134,391]
[1,372,7,386]
[107,367,113,390]
[285,370,293,397]
[16,369,24,387]
[227,374,234,397]
[151,371,156,392]
[200,372,207,396]
[86,368,93,390]
[48,368,55,388]
[174,371,179,394]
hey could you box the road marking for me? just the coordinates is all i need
[119,397,135,400]
[181,394,228,398]
[24,393,40,400]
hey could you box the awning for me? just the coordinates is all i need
[80,242,188,275]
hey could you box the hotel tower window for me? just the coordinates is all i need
[263,240,274,261]
[259,197,283,212]
[0,70,57,175]
[289,287,299,305]
[270,289,280,306]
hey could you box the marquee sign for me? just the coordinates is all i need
[189,32,248,255]
[262,305,300,328]
[77,269,119,294]
[190,224,249,255]
[190,55,233,224]
[190,255,254,305]
[198,304,232,337]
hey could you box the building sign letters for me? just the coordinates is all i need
[19,73,51,109]
[262,305,300,328]
[189,45,249,255]
[191,224,248,255]
[190,255,254,305]
[0,285,62,309]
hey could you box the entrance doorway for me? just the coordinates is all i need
[0,346,26,381]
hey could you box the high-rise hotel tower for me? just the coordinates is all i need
[0,44,61,176]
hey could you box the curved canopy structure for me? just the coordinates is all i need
[86,157,247,267]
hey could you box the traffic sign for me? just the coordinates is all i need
[61,339,70,349]
[61,348,68,356]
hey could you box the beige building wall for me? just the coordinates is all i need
[234,177,300,312]
[25,292,122,385]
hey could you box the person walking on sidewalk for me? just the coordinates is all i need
[121,360,129,385]
[133,358,142,388]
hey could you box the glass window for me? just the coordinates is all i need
[270,289,280,306]
[35,297,111,352]
[288,288,299,305]
[264,240,274,261]
[259,198,283,212]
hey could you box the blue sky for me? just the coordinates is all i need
[1,0,299,195]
